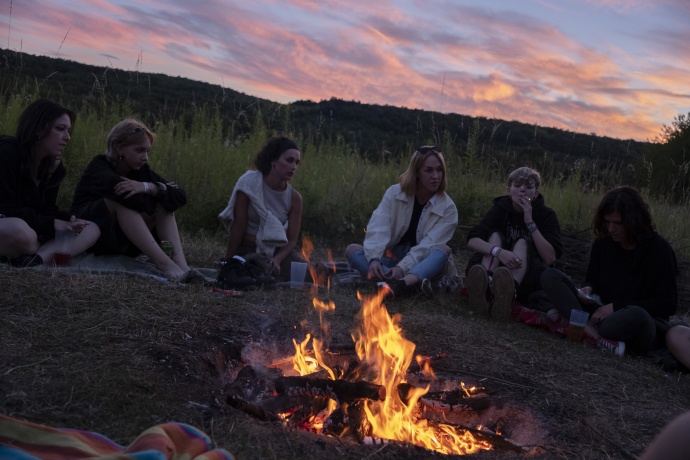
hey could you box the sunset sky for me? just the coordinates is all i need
[2,0,689,141]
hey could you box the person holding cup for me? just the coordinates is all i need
[0,99,99,266]
[344,146,458,298]
[218,135,307,287]
[540,186,678,356]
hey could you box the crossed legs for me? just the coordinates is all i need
[0,216,100,264]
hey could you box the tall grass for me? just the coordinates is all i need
[1,92,689,259]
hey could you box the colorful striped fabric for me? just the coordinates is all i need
[0,415,234,460]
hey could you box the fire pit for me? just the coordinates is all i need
[222,289,547,455]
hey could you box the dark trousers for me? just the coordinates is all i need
[540,268,657,353]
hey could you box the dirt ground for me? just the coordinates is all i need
[0,231,688,459]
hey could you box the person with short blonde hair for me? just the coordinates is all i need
[465,166,562,320]
[71,118,189,280]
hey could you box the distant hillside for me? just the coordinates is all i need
[0,48,648,167]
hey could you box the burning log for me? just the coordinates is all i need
[407,353,447,374]
[274,376,386,403]
[325,342,357,354]
[224,364,282,421]
[348,399,373,443]
[426,420,527,453]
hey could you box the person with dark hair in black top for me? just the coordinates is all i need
[0,99,99,266]
[541,186,678,356]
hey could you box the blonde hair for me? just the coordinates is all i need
[399,146,448,196]
[105,118,156,162]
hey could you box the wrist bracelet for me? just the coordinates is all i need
[526,221,538,233]
[143,182,149,194]
[369,258,381,265]
[490,246,500,257]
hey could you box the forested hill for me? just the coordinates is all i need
[1,48,648,166]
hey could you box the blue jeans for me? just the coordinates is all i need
[348,244,448,281]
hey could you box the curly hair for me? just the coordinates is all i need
[254,135,299,175]
[593,186,655,243]
[398,146,448,196]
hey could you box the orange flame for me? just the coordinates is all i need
[290,287,492,454]
[301,236,332,288]
[351,289,492,455]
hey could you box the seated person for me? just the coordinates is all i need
[345,146,458,298]
[465,167,562,320]
[0,99,99,266]
[71,118,189,280]
[218,135,306,286]
[540,186,678,356]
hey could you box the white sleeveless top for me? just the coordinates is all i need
[246,181,292,235]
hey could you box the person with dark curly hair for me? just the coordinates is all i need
[218,135,306,286]
[541,186,678,357]
[0,99,100,267]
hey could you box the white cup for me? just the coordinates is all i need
[290,262,308,289]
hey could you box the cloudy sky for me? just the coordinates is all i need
[3,0,690,141]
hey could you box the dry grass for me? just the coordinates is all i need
[1,231,689,460]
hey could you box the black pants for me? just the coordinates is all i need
[540,268,657,353]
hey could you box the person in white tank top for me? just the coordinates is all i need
[218,135,307,284]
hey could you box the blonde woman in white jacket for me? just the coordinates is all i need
[345,146,458,298]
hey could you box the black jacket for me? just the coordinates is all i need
[71,154,187,215]
[0,137,70,243]
[466,194,563,299]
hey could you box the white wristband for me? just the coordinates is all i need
[143,182,149,194]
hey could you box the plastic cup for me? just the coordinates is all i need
[53,228,74,266]
[567,309,590,342]
[290,262,308,289]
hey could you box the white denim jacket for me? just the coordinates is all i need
[363,184,458,274]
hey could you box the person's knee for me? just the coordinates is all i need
[345,244,362,258]
[540,267,560,286]
[667,325,690,348]
[488,232,502,244]
[431,244,451,256]
[0,220,39,254]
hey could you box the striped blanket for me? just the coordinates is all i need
[0,415,234,460]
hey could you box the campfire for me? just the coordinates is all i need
[224,284,536,455]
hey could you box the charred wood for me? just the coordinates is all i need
[348,399,372,443]
[275,376,386,403]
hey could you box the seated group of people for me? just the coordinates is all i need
[1,99,688,372]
